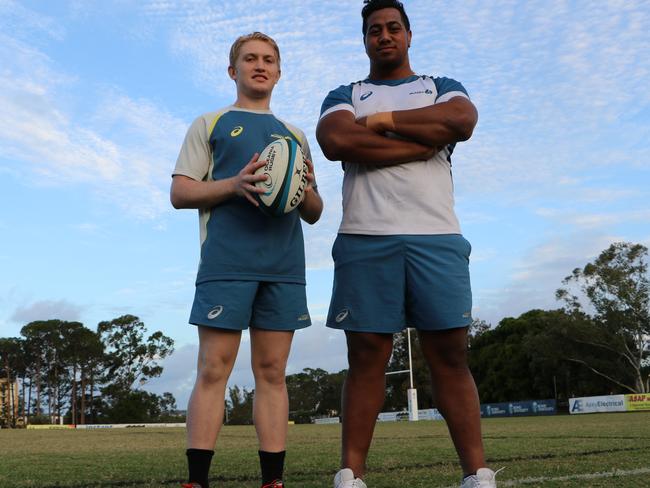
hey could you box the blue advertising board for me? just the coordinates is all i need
[481,399,556,418]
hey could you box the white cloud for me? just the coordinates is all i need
[10,299,84,324]
[0,32,186,220]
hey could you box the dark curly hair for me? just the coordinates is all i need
[361,0,411,36]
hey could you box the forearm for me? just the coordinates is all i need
[170,175,237,209]
[367,98,478,147]
[317,117,433,166]
[299,188,323,224]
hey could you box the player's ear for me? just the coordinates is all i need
[407,30,412,48]
[228,65,237,81]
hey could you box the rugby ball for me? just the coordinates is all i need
[254,138,308,216]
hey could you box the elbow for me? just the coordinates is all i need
[170,186,187,209]
[317,132,347,162]
[454,109,478,142]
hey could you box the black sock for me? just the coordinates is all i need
[258,450,286,484]
[186,448,214,488]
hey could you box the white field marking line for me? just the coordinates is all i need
[443,467,650,487]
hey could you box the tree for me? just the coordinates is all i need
[469,309,609,403]
[556,242,650,393]
[97,315,174,392]
[226,385,254,425]
[20,320,76,422]
[285,367,346,422]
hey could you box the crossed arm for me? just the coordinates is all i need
[316,96,478,165]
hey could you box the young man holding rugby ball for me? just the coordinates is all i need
[172,32,322,488]
[316,1,498,487]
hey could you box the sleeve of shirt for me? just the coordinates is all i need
[434,77,470,104]
[172,115,212,181]
[300,134,313,162]
[319,84,355,120]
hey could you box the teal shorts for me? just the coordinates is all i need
[190,280,311,331]
[326,234,472,333]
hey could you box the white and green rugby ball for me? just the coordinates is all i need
[254,138,308,216]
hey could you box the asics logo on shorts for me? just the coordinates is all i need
[298,314,310,321]
[360,91,373,101]
[207,305,224,319]
[335,308,349,323]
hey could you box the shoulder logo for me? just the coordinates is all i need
[230,126,244,137]
[335,308,349,323]
[207,305,224,319]
[360,91,373,101]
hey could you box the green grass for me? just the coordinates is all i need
[1,412,649,487]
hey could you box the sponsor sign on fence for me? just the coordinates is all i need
[313,417,340,425]
[569,395,626,414]
[481,400,556,418]
[625,394,650,411]
[418,408,444,421]
[75,423,186,429]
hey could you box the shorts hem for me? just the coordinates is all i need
[250,322,312,331]
[189,321,246,331]
[326,319,471,333]
[190,321,312,332]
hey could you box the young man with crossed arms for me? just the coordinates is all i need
[317,2,498,487]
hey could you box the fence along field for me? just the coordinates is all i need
[1,412,649,487]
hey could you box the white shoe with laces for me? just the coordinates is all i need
[460,467,502,487]
[334,468,367,488]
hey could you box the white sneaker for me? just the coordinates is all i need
[334,468,367,488]
[460,467,501,488]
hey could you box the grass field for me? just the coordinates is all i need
[1,412,649,487]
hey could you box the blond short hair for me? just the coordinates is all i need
[229,32,281,68]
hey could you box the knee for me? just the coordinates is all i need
[252,357,286,387]
[347,337,392,372]
[427,348,469,374]
[196,357,231,386]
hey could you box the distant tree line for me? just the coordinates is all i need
[226,242,649,423]
[0,315,176,428]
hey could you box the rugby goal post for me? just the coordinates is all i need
[385,328,419,421]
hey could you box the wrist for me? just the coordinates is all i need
[367,111,395,132]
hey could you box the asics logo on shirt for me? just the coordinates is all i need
[230,126,244,137]
[360,91,373,101]
[207,305,224,319]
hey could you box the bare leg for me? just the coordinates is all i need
[419,327,485,475]
[250,328,294,451]
[186,326,242,449]
[341,332,394,477]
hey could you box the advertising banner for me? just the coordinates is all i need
[481,403,509,418]
[569,395,626,414]
[418,408,444,421]
[480,400,556,417]
[531,399,557,415]
[313,417,340,424]
[625,394,650,411]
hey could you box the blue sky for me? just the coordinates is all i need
[1,0,649,407]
